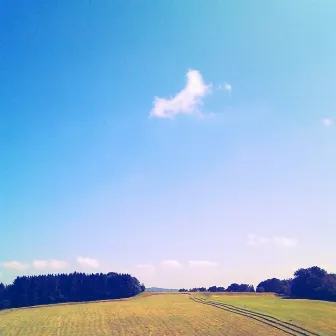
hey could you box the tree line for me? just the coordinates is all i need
[179,283,255,293]
[1,265,334,310]
[0,272,145,310]
[256,266,336,301]
[179,266,336,302]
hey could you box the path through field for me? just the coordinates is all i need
[0,293,291,336]
[191,296,320,336]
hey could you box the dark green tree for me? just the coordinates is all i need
[256,278,291,295]
[208,286,218,292]
[291,266,336,301]
[0,272,144,310]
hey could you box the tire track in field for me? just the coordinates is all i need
[198,298,320,336]
[190,297,320,336]
[201,298,320,335]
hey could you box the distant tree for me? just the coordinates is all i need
[226,283,254,292]
[256,286,265,293]
[179,288,187,292]
[256,278,290,295]
[226,283,239,292]
[188,287,207,292]
[249,285,255,292]
[0,272,144,310]
[0,283,5,309]
[207,286,226,292]
[208,286,217,292]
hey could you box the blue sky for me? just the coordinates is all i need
[1,0,336,288]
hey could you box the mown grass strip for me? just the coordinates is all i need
[191,297,299,336]
[197,297,320,336]
[191,296,321,336]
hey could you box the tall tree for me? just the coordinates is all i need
[291,266,336,301]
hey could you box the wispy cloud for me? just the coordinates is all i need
[32,260,48,269]
[150,69,211,119]
[32,259,68,270]
[161,260,182,268]
[247,234,269,246]
[76,257,100,268]
[188,260,218,268]
[273,236,298,248]
[322,118,333,127]
[218,82,232,95]
[3,261,29,270]
[247,234,297,248]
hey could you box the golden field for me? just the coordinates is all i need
[0,293,335,335]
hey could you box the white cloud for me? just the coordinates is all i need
[247,234,269,246]
[3,261,29,271]
[218,82,232,93]
[188,260,218,268]
[49,260,69,269]
[247,234,297,248]
[322,118,333,126]
[76,257,100,268]
[161,260,182,268]
[150,69,211,119]
[32,260,48,269]
[32,259,68,270]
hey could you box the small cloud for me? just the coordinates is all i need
[161,260,182,268]
[3,261,29,271]
[76,257,100,268]
[49,260,69,269]
[247,234,297,248]
[150,69,211,119]
[32,259,69,270]
[32,260,48,269]
[322,118,333,127]
[188,260,218,268]
[247,234,269,246]
[218,82,232,94]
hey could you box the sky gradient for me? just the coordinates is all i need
[1,0,336,288]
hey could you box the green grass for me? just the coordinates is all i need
[0,293,335,335]
[197,293,336,336]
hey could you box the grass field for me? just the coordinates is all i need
[196,293,336,336]
[0,293,335,336]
